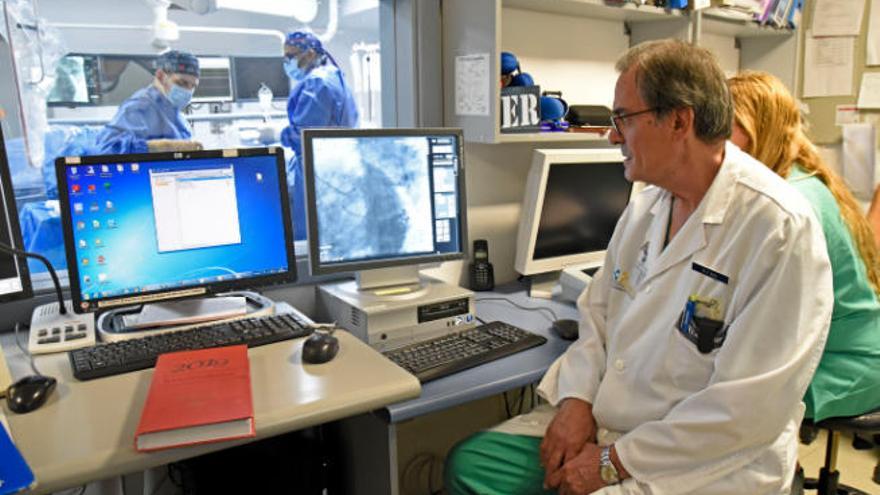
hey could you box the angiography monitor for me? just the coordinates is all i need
[515,148,636,298]
[233,57,291,101]
[0,126,33,302]
[303,128,467,290]
[304,128,473,350]
[56,147,296,313]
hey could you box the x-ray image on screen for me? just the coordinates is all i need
[311,137,435,264]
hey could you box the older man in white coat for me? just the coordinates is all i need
[445,39,833,495]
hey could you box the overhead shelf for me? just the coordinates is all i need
[497,131,609,143]
[701,10,795,38]
[503,0,683,22]
[443,0,799,144]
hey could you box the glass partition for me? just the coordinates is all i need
[2,0,390,288]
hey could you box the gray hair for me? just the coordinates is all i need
[615,39,732,143]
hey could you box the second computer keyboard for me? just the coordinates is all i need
[383,321,547,383]
[68,312,313,381]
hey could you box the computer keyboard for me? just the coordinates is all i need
[383,321,547,383]
[68,312,313,381]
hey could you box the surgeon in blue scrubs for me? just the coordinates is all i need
[95,50,203,155]
[280,31,359,240]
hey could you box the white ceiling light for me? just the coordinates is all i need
[215,0,319,23]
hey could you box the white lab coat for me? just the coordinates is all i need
[536,143,833,495]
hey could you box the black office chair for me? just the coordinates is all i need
[801,407,880,495]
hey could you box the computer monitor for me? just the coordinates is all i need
[56,147,296,313]
[0,126,33,302]
[47,55,101,106]
[302,128,467,291]
[514,148,636,296]
[232,57,290,101]
[192,57,233,103]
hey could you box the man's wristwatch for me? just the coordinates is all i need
[599,446,621,485]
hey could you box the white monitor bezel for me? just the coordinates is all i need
[514,148,639,276]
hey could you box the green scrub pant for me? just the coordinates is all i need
[444,431,556,495]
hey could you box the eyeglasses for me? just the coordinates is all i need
[609,107,658,134]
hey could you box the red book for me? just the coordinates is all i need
[134,345,255,452]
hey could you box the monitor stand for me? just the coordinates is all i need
[96,291,276,343]
[527,272,561,299]
[356,265,423,295]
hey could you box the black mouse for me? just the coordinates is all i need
[302,332,339,364]
[551,319,579,341]
[6,375,57,414]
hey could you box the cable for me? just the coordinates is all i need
[426,454,443,495]
[13,323,40,376]
[474,296,558,324]
[517,386,527,415]
[0,241,67,315]
[475,315,487,325]
[503,390,512,418]
[148,473,168,495]
[403,453,442,495]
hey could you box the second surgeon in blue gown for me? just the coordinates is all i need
[280,31,359,240]
[95,50,203,155]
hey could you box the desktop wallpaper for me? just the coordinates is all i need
[62,155,290,301]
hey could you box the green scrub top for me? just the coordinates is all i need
[789,165,880,421]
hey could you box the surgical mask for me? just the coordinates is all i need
[284,59,307,82]
[166,83,194,109]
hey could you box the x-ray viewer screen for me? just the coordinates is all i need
[310,135,463,267]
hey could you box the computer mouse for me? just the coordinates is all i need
[302,332,339,364]
[551,319,579,341]
[6,375,57,414]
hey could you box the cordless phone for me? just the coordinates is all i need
[469,239,495,291]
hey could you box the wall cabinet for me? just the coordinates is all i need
[442,0,799,144]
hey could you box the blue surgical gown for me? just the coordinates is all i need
[94,85,193,155]
[280,64,359,240]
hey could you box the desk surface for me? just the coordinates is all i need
[383,283,578,423]
[2,315,420,494]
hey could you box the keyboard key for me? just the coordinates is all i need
[383,321,546,383]
[68,312,314,381]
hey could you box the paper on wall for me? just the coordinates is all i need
[803,32,855,97]
[455,53,490,117]
[836,105,860,125]
[857,72,880,108]
[842,123,876,200]
[868,0,880,65]
[811,0,866,37]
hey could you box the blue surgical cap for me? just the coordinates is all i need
[156,50,200,78]
[285,31,325,55]
[284,30,343,70]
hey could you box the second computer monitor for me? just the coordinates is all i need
[515,148,635,278]
[0,126,32,302]
[302,128,467,289]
